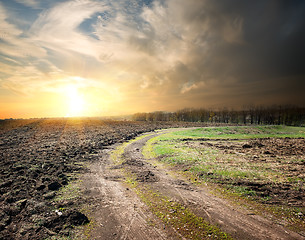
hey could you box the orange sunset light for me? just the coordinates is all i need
[0,0,304,119]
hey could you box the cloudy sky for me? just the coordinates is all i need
[0,0,304,118]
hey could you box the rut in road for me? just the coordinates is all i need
[82,134,179,240]
[83,130,304,240]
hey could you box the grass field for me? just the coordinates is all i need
[143,125,305,231]
[171,125,305,139]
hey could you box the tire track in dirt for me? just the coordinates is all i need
[83,129,304,239]
[119,131,304,240]
[82,135,178,240]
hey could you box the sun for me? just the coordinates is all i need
[65,85,85,117]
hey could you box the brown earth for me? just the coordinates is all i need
[1,120,304,239]
[183,138,305,207]
[0,119,207,240]
[83,130,305,240]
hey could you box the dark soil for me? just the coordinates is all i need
[0,118,205,240]
[136,170,159,182]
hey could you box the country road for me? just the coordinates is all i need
[81,129,304,240]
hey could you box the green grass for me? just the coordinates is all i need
[144,126,305,185]
[45,236,73,240]
[143,125,305,231]
[145,137,280,184]
[53,179,81,202]
[172,125,305,139]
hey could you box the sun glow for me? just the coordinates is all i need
[65,85,86,117]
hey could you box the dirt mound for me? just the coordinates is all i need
[136,170,159,182]
[232,180,305,207]
[123,159,145,167]
[43,210,89,230]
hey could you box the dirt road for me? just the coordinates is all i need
[82,130,304,240]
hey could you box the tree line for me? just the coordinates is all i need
[132,105,305,126]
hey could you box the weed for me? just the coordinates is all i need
[53,180,81,202]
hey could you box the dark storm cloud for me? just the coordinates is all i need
[154,0,305,107]
[219,0,305,78]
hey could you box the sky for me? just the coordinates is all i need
[0,0,305,118]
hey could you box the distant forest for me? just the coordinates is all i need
[132,106,305,126]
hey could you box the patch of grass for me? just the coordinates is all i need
[172,125,305,139]
[52,175,97,240]
[124,176,232,240]
[145,136,280,185]
[228,185,257,197]
[79,213,96,240]
[209,183,305,232]
[154,143,177,156]
[45,236,73,240]
[45,237,72,240]
[53,178,81,202]
[142,137,158,159]
[110,141,129,163]
[145,126,305,187]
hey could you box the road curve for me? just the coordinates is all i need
[82,129,304,240]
